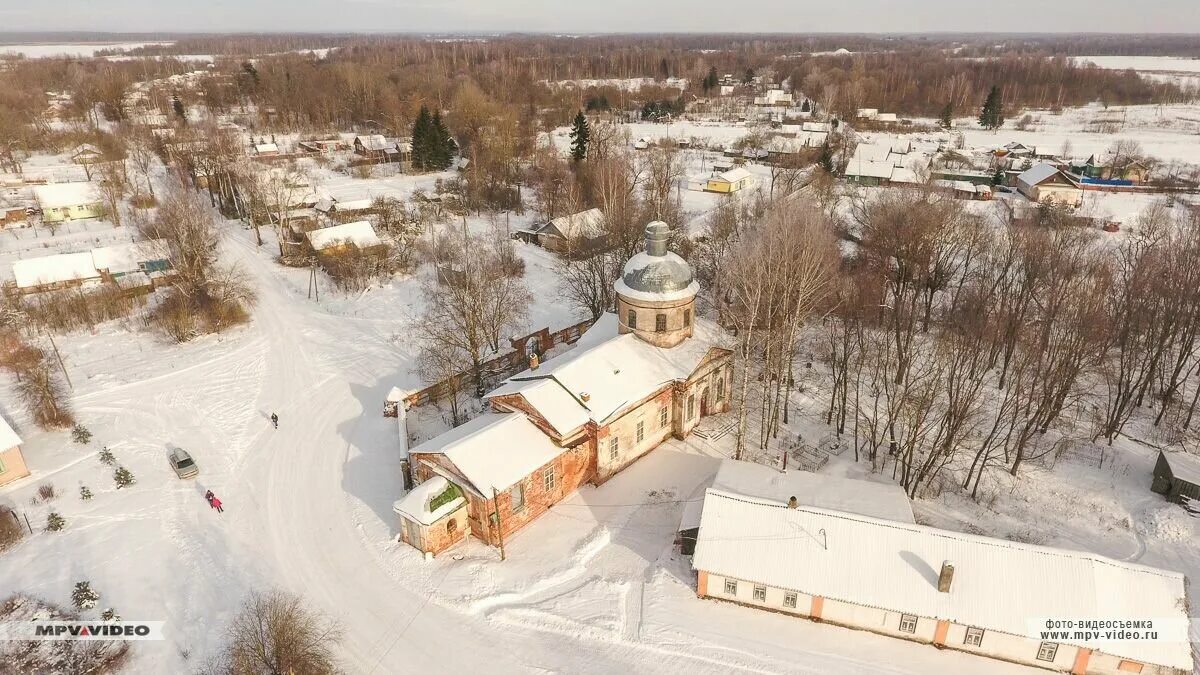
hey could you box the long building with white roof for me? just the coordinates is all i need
[693,489,1191,675]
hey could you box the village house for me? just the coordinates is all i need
[1017,164,1084,208]
[1077,154,1152,184]
[33,183,104,223]
[705,167,755,193]
[676,459,914,555]
[393,222,734,557]
[70,144,104,167]
[304,220,384,257]
[692,490,1192,675]
[0,415,30,489]
[10,240,173,294]
[535,207,607,254]
[844,144,922,186]
[1151,449,1200,513]
[252,142,280,158]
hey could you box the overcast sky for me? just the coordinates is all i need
[2,0,1198,34]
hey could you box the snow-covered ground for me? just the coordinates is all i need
[0,42,175,58]
[1073,55,1200,74]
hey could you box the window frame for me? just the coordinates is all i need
[655,313,667,332]
[511,481,525,512]
[687,395,696,420]
[783,592,797,609]
[683,308,691,327]
[627,309,637,329]
[636,420,645,443]
[898,614,918,634]
[659,406,668,428]
[752,585,767,602]
[716,374,725,401]
[608,436,619,461]
[963,627,984,647]
[543,466,556,492]
[1036,642,1059,663]
[724,579,737,595]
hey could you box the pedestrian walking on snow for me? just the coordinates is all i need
[205,489,214,505]
[210,496,223,514]
[270,413,278,429]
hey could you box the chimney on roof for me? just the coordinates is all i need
[787,496,798,509]
[529,353,539,371]
[580,392,590,402]
[937,561,954,593]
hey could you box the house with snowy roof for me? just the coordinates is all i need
[33,182,103,223]
[705,167,755,194]
[305,221,384,254]
[535,208,608,254]
[1017,164,1083,208]
[0,414,30,488]
[393,222,734,557]
[692,490,1192,675]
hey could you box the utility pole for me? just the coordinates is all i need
[491,487,506,561]
[45,331,71,390]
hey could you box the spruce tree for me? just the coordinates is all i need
[702,67,718,93]
[979,86,1004,131]
[569,111,590,163]
[411,105,432,171]
[430,111,453,170]
[72,581,99,610]
[939,103,954,129]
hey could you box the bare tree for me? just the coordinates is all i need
[217,590,341,675]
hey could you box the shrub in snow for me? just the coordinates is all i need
[71,424,92,445]
[0,507,24,552]
[113,467,135,489]
[101,608,120,621]
[71,582,99,610]
[35,483,56,504]
[98,447,116,466]
[45,512,65,532]
[0,595,130,671]
[79,485,93,501]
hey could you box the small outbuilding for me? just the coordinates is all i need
[536,208,607,254]
[705,167,754,194]
[1151,450,1200,510]
[393,476,469,556]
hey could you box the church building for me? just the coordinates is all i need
[393,222,734,557]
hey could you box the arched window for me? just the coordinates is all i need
[684,309,691,327]
[447,518,458,534]
[716,374,725,402]
[627,309,637,329]
[656,314,667,332]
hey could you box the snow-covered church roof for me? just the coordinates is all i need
[488,313,731,430]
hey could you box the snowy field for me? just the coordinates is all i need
[0,42,174,58]
[1073,55,1200,74]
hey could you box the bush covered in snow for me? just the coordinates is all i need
[101,607,120,621]
[71,581,99,610]
[33,483,56,504]
[45,512,65,532]
[0,507,24,552]
[113,466,135,489]
[71,424,92,445]
[79,485,93,501]
[98,446,116,466]
[0,595,129,672]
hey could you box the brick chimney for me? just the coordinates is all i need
[529,353,540,371]
[787,496,798,509]
[937,561,954,593]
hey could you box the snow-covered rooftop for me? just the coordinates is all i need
[410,413,568,494]
[33,182,101,209]
[1162,450,1200,486]
[254,143,279,154]
[12,251,99,289]
[715,167,753,184]
[496,313,730,426]
[486,377,591,437]
[693,490,1192,671]
[679,460,914,531]
[355,134,391,151]
[544,207,605,241]
[0,414,21,449]
[392,475,466,526]
[1017,163,1066,187]
[306,221,382,251]
[91,240,170,275]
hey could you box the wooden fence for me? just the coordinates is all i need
[392,317,595,411]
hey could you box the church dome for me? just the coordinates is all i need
[615,221,699,303]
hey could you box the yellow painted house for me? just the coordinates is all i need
[705,167,754,194]
[34,182,104,223]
